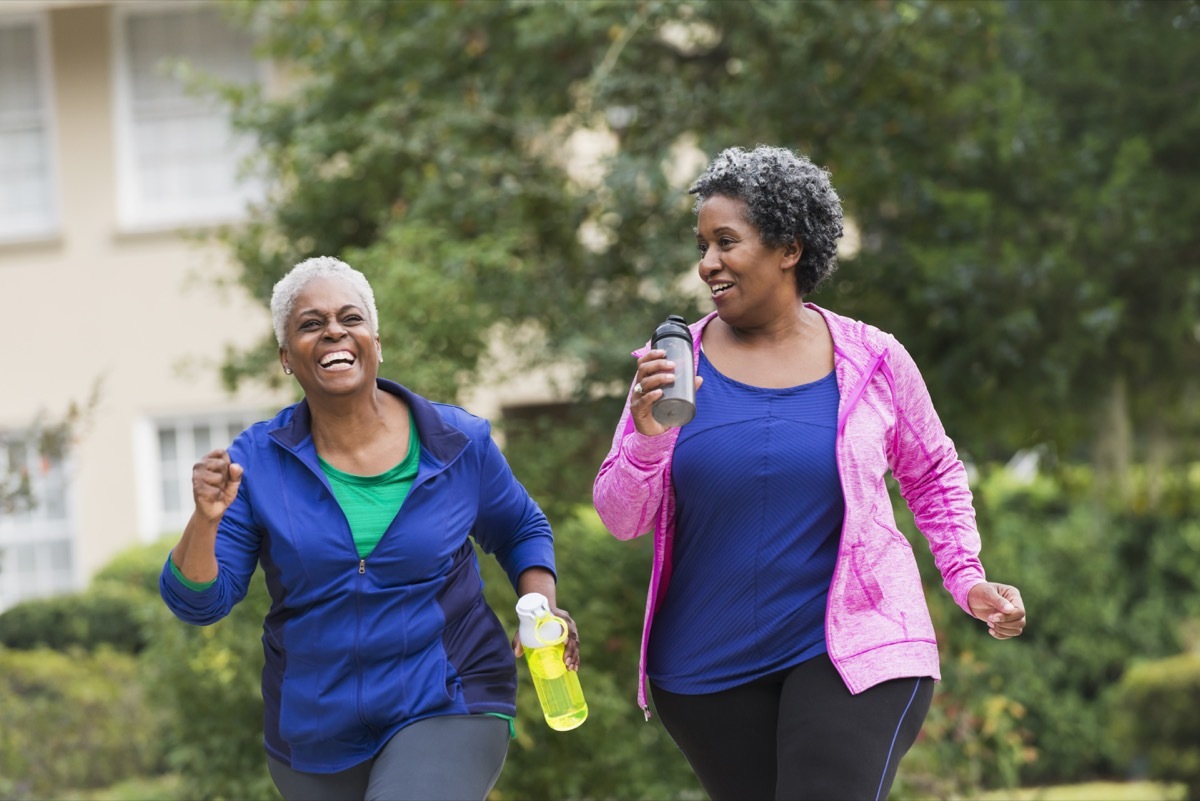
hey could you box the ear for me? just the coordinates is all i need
[781,238,803,271]
[279,348,291,375]
[376,335,383,364]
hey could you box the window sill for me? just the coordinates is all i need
[0,231,64,256]
[113,213,250,244]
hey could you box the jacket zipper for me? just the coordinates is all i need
[355,558,376,735]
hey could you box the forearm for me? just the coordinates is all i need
[516,566,558,607]
[169,512,221,583]
[594,425,675,540]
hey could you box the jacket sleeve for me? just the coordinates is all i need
[159,437,263,626]
[470,421,556,591]
[592,371,676,541]
[884,335,986,615]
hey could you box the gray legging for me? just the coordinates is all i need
[267,714,510,801]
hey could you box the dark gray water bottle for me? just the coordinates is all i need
[650,315,696,427]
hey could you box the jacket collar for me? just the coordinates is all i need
[268,378,469,465]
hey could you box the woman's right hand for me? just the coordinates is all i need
[192,448,243,522]
[629,349,703,437]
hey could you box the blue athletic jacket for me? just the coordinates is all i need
[159,379,556,773]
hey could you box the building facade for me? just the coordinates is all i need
[0,0,570,613]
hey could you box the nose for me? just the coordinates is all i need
[698,247,721,279]
[323,319,347,339]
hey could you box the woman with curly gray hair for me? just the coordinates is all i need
[594,146,1026,799]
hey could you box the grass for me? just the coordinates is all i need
[977,780,1187,801]
[68,774,182,801]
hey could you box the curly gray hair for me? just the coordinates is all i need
[270,256,379,348]
[689,145,844,295]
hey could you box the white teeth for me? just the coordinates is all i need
[320,350,355,367]
[710,283,734,294]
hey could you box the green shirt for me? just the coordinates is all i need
[170,412,420,586]
[319,411,420,560]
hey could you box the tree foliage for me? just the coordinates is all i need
[211,0,1199,474]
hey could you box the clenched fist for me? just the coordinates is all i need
[192,449,243,522]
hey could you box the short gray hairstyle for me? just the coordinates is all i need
[689,145,844,295]
[270,256,379,348]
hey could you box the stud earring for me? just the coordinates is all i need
[283,366,293,375]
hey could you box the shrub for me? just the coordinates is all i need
[1113,653,1200,800]
[0,646,167,800]
[139,568,281,801]
[0,582,156,653]
[93,537,177,597]
[892,465,1200,790]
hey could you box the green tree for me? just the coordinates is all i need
[212,0,1199,482]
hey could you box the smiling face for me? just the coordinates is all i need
[695,194,802,328]
[279,275,381,397]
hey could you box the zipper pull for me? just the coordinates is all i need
[358,559,366,575]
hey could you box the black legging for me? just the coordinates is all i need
[650,653,934,801]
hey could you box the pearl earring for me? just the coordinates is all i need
[283,366,293,375]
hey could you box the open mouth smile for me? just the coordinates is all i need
[319,350,356,371]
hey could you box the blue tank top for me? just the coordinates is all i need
[647,349,844,694]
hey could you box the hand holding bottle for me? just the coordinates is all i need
[516,592,588,731]
[630,315,704,436]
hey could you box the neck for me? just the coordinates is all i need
[724,298,815,346]
[308,386,395,452]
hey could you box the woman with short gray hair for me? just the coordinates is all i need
[161,256,581,801]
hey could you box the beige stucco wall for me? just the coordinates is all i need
[0,0,571,597]
[0,2,290,586]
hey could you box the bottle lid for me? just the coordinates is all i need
[516,592,550,620]
[516,592,565,647]
[653,315,692,343]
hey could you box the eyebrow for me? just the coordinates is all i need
[697,226,740,237]
[295,304,364,319]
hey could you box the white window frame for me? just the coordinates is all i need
[0,430,79,613]
[0,12,61,245]
[134,409,267,542]
[111,0,265,232]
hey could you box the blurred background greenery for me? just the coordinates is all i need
[3,0,1199,798]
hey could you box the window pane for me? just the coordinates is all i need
[0,24,38,117]
[158,428,177,461]
[0,21,54,238]
[15,543,36,572]
[123,7,260,223]
[193,425,211,457]
[47,540,71,571]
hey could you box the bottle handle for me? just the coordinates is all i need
[534,615,568,647]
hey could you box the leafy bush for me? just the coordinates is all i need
[0,582,155,654]
[93,537,177,596]
[139,568,280,801]
[1113,653,1200,800]
[0,646,167,800]
[896,466,1200,791]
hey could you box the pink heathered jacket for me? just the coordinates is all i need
[593,304,986,718]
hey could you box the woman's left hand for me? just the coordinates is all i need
[968,582,1027,639]
[512,605,581,671]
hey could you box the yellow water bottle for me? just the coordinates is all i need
[515,592,588,731]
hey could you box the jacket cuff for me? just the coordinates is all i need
[622,429,674,466]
